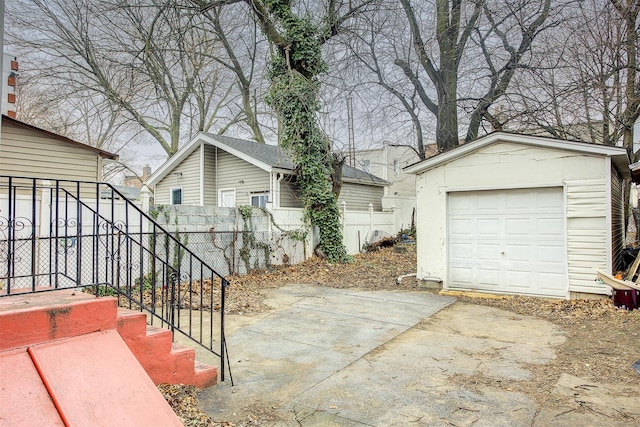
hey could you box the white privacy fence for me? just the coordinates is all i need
[1,190,143,289]
[258,202,398,257]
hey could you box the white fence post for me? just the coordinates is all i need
[341,201,347,232]
[39,180,51,237]
[392,204,397,232]
[140,185,151,233]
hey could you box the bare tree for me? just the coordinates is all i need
[507,0,640,154]
[7,0,263,158]
[336,3,431,159]
[343,0,565,152]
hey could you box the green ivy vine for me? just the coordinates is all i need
[237,205,272,272]
[264,0,349,263]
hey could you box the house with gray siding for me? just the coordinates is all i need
[146,133,388,211]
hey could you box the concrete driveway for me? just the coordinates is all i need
[194,284,637,426]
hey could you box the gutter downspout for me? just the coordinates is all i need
[275,173,284,208]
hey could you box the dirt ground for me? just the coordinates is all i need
[160,245,640,426]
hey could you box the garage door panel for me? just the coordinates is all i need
[538,190,563,208]
[448,188,567,297]
[450,266,473,284]
[477,194,500,211]
[449,219,472,236]
[478,268,501,286]
[505,192,530,211]
[477,218,500,236]
[505,218,532,237]
[538,245,564,264]
[477,243,500,261]
[505,244,532,261]
[450,244,473,261]
[539,272,566,291]
[505,271,532,289]
[449,196,473,212]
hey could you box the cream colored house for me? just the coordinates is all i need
[405,132,629,299]
[350,143,437,229]
[147,133,388,211]
[0,115,117,181]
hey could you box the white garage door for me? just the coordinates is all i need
[448,188,567,297]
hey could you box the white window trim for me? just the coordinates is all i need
[170,186,183,205]
[218,188,236,207]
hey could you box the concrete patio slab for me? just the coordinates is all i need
[191,285,638,426]
[197,284,455,423]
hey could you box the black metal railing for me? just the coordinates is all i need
[0,175,231,382]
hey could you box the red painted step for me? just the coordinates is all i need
[29,329,182,426]
[0,289,117,352]
[116,308,218,388]
[0,290,217,391]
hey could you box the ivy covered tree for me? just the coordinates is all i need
[257,0,351,262]
[194,0,370,262]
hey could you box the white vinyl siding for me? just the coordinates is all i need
[214,149,269,206]
[338,182,384,211]
[0,120,102,181]
[203,144,217,206]
[565,179,610,293]
[280,177,303,208]
[155,146,201,205]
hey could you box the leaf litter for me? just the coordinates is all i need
[160,245,640,425]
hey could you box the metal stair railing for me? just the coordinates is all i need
[0,175,232,382]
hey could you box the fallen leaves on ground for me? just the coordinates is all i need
[160,245,640,425]
[224,245,417,314]
[158,384,232,427]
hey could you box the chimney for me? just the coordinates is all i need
[142,165,152,181]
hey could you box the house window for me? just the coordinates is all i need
[362,160,371,173]
[170,187,182,205]
[219,189,236,207]
[251,193,269,208]
[393,160,400,176]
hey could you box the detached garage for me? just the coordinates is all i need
[405,132,630,299]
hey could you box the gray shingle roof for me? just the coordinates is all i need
[206,133,388,185]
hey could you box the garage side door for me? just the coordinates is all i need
[448,188,566,297]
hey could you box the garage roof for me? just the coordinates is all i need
[404,132,630,178]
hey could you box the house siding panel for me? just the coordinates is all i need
[203,144,217,206]
[215,149,270,206]
[280,177,303,208]
[353,145,419,197]
[155,145,201,205]
[0,121,101,181]
[338,182,384,211]
[565,179,609,294]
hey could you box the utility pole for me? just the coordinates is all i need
[347,97,355,167]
